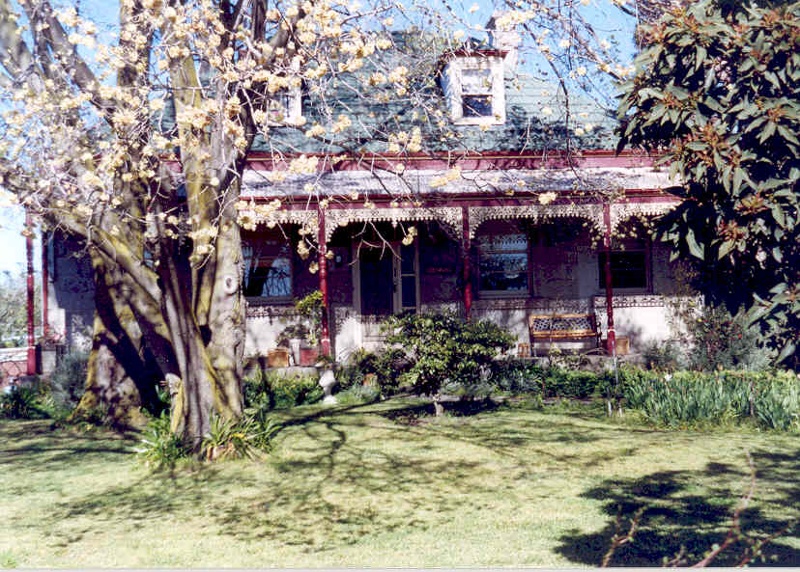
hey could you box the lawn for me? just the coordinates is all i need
[1,398,799,567]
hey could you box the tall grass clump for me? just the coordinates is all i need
[136,412,190,471]
[622,369,800,430]
[0,385,48,419]
[48,351,89,413]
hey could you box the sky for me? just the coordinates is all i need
[0,194,30,275]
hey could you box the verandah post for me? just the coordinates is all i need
[25,210,36,375]
[461,205,472,321]
[317,208,331,357]
[602,202,616,357]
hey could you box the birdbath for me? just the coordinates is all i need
[317,364,337,404]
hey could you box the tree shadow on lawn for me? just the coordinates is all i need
[213,406,508,551]
[30,400,513,556]
[556,451,800,567]
[0,420,135,474]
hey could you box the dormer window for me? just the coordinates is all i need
[441,53,506,125]
[461,68,493,118]
[266,86,302,126]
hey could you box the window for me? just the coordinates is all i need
[243,241,292,299]
[461,68,493,118]
[598,251,648,290]
[441,55,506,125]
[266,87,302,126]
[477,232,528,294]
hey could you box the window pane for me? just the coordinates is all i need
[261,257,292,297]
[461,69,492,94]
[401,276,417,309]
[598,252,647,289]
[463,95,492,118]
[479,252,528,292]
[400,244,415,274]
[244,242,292,298]
[478,231,528,293]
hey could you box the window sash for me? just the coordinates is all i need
[598,251,648,290]
[477,233,529,293]
[243,242,292,299]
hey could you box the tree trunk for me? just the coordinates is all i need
[72,314,150,430]
[72,255,170,429]
[433,395,445,417]
[204,189,246,420]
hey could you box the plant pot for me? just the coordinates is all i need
[299,346,320,366]
[267,348,290,368]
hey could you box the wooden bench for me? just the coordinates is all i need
[528,313,600,355]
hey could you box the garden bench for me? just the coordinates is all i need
[528,312,600,355]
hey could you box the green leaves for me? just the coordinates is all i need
[617,0,800,364]
[382,311,514,399]
[685,228,705,259]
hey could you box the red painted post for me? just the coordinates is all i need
[25,211,36,375]
[317,210,331,357]
[602,203,616,357]
[461,206,472,321]
[40,234,49,341]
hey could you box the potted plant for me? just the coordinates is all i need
[277,291,323,366]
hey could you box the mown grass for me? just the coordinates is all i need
[1,398,799,567]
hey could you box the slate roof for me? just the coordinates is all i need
[247,31,620,155]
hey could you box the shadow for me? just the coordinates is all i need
[0,420,135,475]
[375,398,501,426]
[555,452,800,567]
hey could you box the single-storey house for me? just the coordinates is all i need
[41,24,690,369]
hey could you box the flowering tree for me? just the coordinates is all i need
[617,0,800,363]
[0,0,634,444]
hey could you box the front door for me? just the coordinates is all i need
[359,242,419,317]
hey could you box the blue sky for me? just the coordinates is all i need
[0,195,25,274]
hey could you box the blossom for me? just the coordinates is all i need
[538,191,557,205]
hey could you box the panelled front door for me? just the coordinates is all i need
[358,242,419,337]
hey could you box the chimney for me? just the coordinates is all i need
[487,11,520,72]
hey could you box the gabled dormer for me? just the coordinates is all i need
[440,47,507,126]
[265,86,303,126]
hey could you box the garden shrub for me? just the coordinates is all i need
[336,347,413,397]
[243,370,322,411]
[335,348,374,391]
[542,368,606,399]
[687,306,774,372]
[381,311,514,406]
[334,384,381,406]
[371,347,411,396]
[269,373,322,408]
[491,361,615,400]
[0,385,48,419]
[641,339,684,372]
[48,351,89,412]
[492,358,545,394]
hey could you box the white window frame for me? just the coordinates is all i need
[442,55,506,126]
[266,85,303,126]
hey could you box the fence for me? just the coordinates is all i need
[0,347,30,387]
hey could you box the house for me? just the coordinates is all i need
[42,23,687,370]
